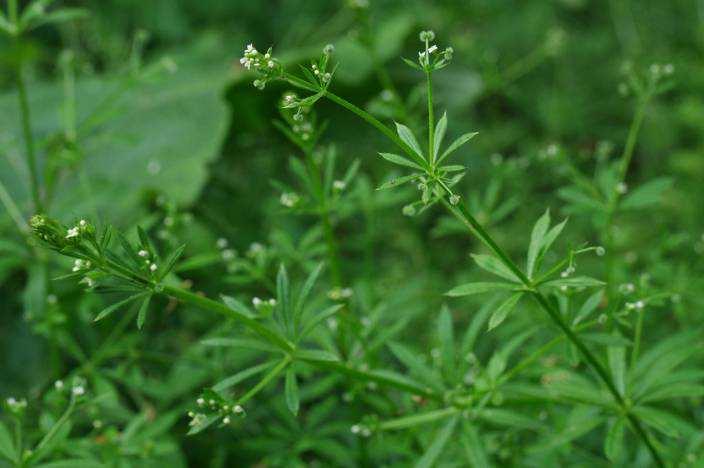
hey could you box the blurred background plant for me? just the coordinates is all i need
[1,0,703,466]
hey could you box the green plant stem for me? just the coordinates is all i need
[31,397,76,460]
[426,70,435,165]
[159,284,437,399]
[379,407,459,431]
[238,355,291,405]
[603,96,648,293]
[163,285,294,352]
[297,85,664,467]
[15,62,43,214]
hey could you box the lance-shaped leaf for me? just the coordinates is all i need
[376,173,421,191]
[437,132,478,164]
[433,112,448,160]
[488,293,523,330]
[379,152,424,170]
[446,281,516,297]
[471,254,521,282]
[94,292,147,322]
[394,122,424,159]
[136,293,152,329]
[526,209,551,278]
[285,369,300,415]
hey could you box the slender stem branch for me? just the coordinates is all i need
[32,397,76,456]
[426,70,435,165]
[305,85,664,467]
[603,95,648,292]
[163,285,295,352]
[238,355,291,405]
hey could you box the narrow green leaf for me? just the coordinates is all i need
[220,295,256,318]
[295,349,340,363]
[276,264,291,332]
[433,112,447,159]
[446,281,515,297]
[536,218,568,271]
[285,369,300,415]
[212,361,276,392]
[488,293,523,330]
[376,173,420,190]
[394,122,424,159]
[158,243,186,280]
[478,408,541,430]
[415,416,458,468]
[437,305,455,381]
[542,276,605,288]
[94,292,146,322]
[298,304,343,339]
[608,340,626,396]
[621,177,673,210]
[604,418,625,461]
[136,293,152,330]
[401,57,422,70]
[633,406,697,438]
[201,337,276,353]
[294,262,324,329]
[0,422,16,463]
[461,422,489,467]
[573,290,603,325]
[438,132,478,164]
[471,254,520,282]
[389,342,444,392]
[527,209,551,278]
[378,152,423,170]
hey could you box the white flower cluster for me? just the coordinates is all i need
[5,397,28,413]
[350,423,372,437]
[216,237,236,261]
[65,219,89,239]
[190,397,245,429]
[626,300,645,311]
[72,259,91,272]
[252,297,277,310]
[280,192,300,208]
[239,44,281,90]
[137,248,158,273]
[417,30,453,70]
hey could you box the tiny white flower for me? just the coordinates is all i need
[196,397,205,406]
[149,263,158,272]
[72,385,85,396]
[268,298,277,306]
[79,219,87,227]
[223,416,231,424]
[351,424,360,434]
[616,182,628,194]
[138,250,149,257]
[55,380,64,390]
[66,227,80,239]
[233,405,244,414]
[216,238,228,249]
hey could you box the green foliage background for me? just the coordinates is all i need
[1,0,703,466]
